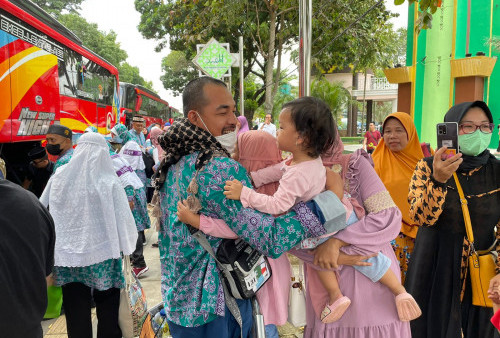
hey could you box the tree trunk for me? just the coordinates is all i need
[361,69,367,133]
[263,7,277,116]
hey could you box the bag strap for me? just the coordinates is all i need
[174,164,244,337]
[452,173,475,244]
[123,255,133,288]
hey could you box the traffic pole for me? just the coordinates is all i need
[239,36,244,116]
[299,0,312,97]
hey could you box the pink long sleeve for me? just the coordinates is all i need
[241,169,312,215]
[251,162,284,188]
[199,215,238,239]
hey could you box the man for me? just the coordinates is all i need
[0,177,55,337]
[23,147,54,198]
[45,124,73,171]
[129,115,146,148]
[258,113,277,137]
[154,77,345,337]
[363,122,382,154]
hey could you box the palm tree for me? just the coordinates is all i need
[311,76,352,125]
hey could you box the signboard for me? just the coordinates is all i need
[193,38,233,79]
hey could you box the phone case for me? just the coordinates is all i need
[437,122,459,156]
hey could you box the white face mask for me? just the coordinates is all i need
[196,113,238,154]
[215,130,237,154]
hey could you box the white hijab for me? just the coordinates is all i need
[111,153,144,190]
[119,140,145,171]
[40,133,137,267]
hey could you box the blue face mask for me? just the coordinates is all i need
[109,134,123,144]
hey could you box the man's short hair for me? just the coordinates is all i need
[183,77,227,117]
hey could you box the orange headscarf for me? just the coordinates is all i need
[372,112,424,238]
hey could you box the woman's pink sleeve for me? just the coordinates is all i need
[199,215,238,239]
[492,308,500,331]
[334,152,401,255]
[241,170,309,215]
[251,162,284,188]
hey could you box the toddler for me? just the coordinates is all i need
[179,97,420,323]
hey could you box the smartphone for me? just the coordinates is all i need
[436,122,459,157]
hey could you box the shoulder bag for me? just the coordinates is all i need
[453,173,497,307]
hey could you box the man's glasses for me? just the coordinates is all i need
[459,123,494,134]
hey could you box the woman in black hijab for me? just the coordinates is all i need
[405,101,500,338]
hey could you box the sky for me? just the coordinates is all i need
[80,0,409,111]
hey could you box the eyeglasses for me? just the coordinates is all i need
[459,123,494,134]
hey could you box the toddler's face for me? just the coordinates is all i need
[277,109,299,153]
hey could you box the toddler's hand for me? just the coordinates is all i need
[325,168,344,200]
[176,200,200,228]
[224,179,243,200]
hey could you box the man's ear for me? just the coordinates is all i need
[187,110,199,125]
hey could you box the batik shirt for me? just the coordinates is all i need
[158,153,326,327]
[129,129,146,148]
[53,148,74,172]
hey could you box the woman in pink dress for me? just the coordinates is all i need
[295,134,411,337]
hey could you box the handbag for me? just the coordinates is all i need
[453,173,497,308]
[288,259,307,327]
[191,232,272,300]
[119,255,148,337]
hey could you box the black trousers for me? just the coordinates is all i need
[131,230,146,268]
[61,282,122,338]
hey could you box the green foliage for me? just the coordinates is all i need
[397,0,441,31]
[341,136,364,144]
[58,14,127,67]
[31,0,84,15]
[118,63,154,91]
[57,14,152,90]
[160,50,198,97]
[310,77,351,123]
[135,0,398,116]
[374,101,393,124]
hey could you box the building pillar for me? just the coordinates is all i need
[383,66,415,116]
[451,56,496,104]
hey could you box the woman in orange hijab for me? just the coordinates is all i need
[372,112,425,284]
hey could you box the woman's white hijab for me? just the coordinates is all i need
[40,132,137,267]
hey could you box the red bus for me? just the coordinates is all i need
[119,82,175,128]
[0,0,120,183]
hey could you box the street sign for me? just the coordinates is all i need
[193,38,233,79]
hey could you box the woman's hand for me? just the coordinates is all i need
[312,237,349,269]
[176,200,200,228]
[224,179,243,200]
[432,147,463,183]
[325,168,344,200]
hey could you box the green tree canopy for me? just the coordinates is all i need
[160,50,198,97]
[31,0,84,15]
[134,0,396,117]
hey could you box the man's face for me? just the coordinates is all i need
[188,84,237,137]
[46,134,71,151]
[132,121,144,133]
[369,123,375,131]
[265,114,272,125]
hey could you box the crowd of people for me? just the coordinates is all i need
[1,75,500,338]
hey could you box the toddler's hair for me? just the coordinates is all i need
[282,96,336,157]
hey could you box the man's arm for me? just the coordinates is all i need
[198,158,329,258]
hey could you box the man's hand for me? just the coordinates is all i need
[432,147,463,183]
[224,179,243,200]
[176,200,201,228]
[312,237,349,269]
[325,168,344,200]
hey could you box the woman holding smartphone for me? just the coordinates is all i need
[405,101,500,338]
